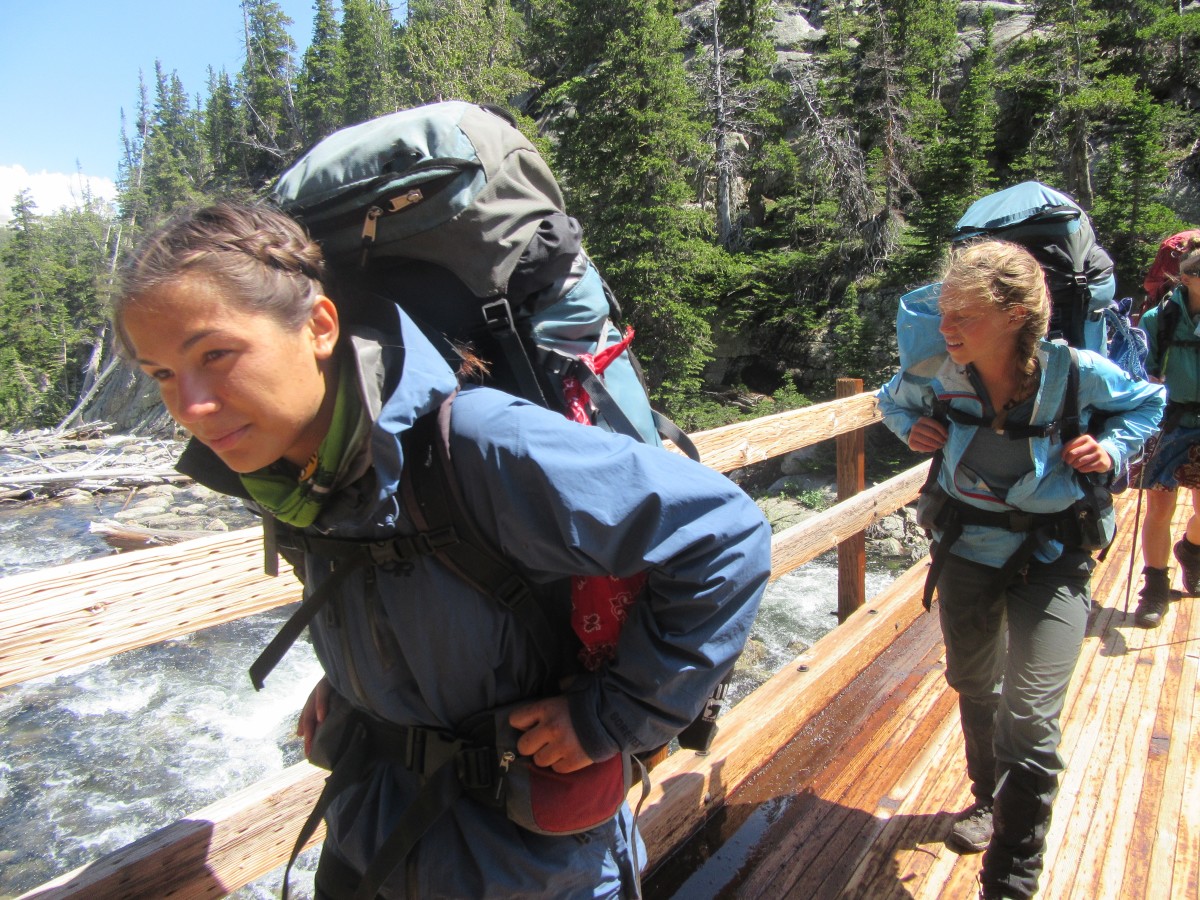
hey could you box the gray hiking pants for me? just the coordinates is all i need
[936,547,1093,899]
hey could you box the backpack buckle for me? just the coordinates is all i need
[417,526,459,554]
[495,574,533,610]
[482,298,516,334]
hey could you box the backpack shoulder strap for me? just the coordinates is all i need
[401,392,568,676]
[1158,296,1180,354]
[1062,348,1082,443]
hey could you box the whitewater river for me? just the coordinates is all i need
[0,499,898,898]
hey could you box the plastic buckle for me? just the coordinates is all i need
[369,538,415,566]
[495,575,532,610]
[481,298,515,334]
[456,747,496,791]
[416,526,459,554]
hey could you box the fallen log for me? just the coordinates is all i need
[0,467,188,491]
[88,521,213,551]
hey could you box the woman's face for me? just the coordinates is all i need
[121,274,340,473]
[938,289,1025,370]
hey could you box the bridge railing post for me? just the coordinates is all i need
[836,377,866,622]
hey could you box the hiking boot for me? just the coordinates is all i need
[1174,539,1200,595]
[1135,566,1170,628]
[948,801,993,853]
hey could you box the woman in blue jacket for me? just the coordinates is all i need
[878,240,1163,900]
[113,202,772,899]
[1131,241,1200,627]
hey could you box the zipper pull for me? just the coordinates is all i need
[494,750,515,800]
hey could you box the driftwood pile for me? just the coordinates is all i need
[0,424,187,502]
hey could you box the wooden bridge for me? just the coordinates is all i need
[2,384,1197,899]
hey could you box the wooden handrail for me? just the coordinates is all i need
[676,391,882,468]
[5,387,921,898]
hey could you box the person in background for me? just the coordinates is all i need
[1131,240,1200,627]
[877,240,1163,899]
[111,201,772,899]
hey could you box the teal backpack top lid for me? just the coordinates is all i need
[951,181,1084,241]
[270,100,563,300]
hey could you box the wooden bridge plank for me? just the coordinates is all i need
[728,617,951,898]
[1176,627,1200,900]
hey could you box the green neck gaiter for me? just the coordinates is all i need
[239,355,364,527]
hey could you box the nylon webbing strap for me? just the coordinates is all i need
[570,359,645,443]
[282,706,492,900]
[249,524,458,690]
[482,297,548,406]
[402,394,564,676]
[652,410,701,462]
[353,759,464,900]
[249,562,357,690]
[282,719,371,900]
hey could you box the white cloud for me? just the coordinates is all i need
[0,165,118,225]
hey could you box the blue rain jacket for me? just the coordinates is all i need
[877,283,1164,569]
[183,301,771,898]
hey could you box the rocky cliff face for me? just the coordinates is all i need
[84,363,178,437]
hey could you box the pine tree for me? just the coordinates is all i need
[205,67,247,191]
[238,0,303,186]
[342,0,405,123]
[1090,78,1191,292]
[905,8,998,272]
[696,0,784,248]
[550,0,717,408]
[400,0,536,106]
[297,0,347,143]
[142,63,208,209]
[0,193,112,427]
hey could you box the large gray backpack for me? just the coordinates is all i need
[268,100,696,459]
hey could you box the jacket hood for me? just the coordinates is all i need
[349,300,459,501]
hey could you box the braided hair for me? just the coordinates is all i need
[114,202,328,356]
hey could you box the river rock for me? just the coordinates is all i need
[756,495,817,532]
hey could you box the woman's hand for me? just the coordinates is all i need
[297,676,332,759]
[908,416,949,453]
[509,696,595,773]
[1062,434,1113,474]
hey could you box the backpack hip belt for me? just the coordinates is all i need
[919,489,1087,620]
[284,691,633,900]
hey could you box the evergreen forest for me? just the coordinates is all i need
[2,0,1199,434]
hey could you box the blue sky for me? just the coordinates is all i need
[0,0,317,219]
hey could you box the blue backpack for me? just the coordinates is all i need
[952,181,1118,357]
[268,100,697,460]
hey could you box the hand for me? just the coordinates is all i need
[297,676,332,759]
[508,696,595,774]
[1062,434,1113,474]
[908,416,949,453]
